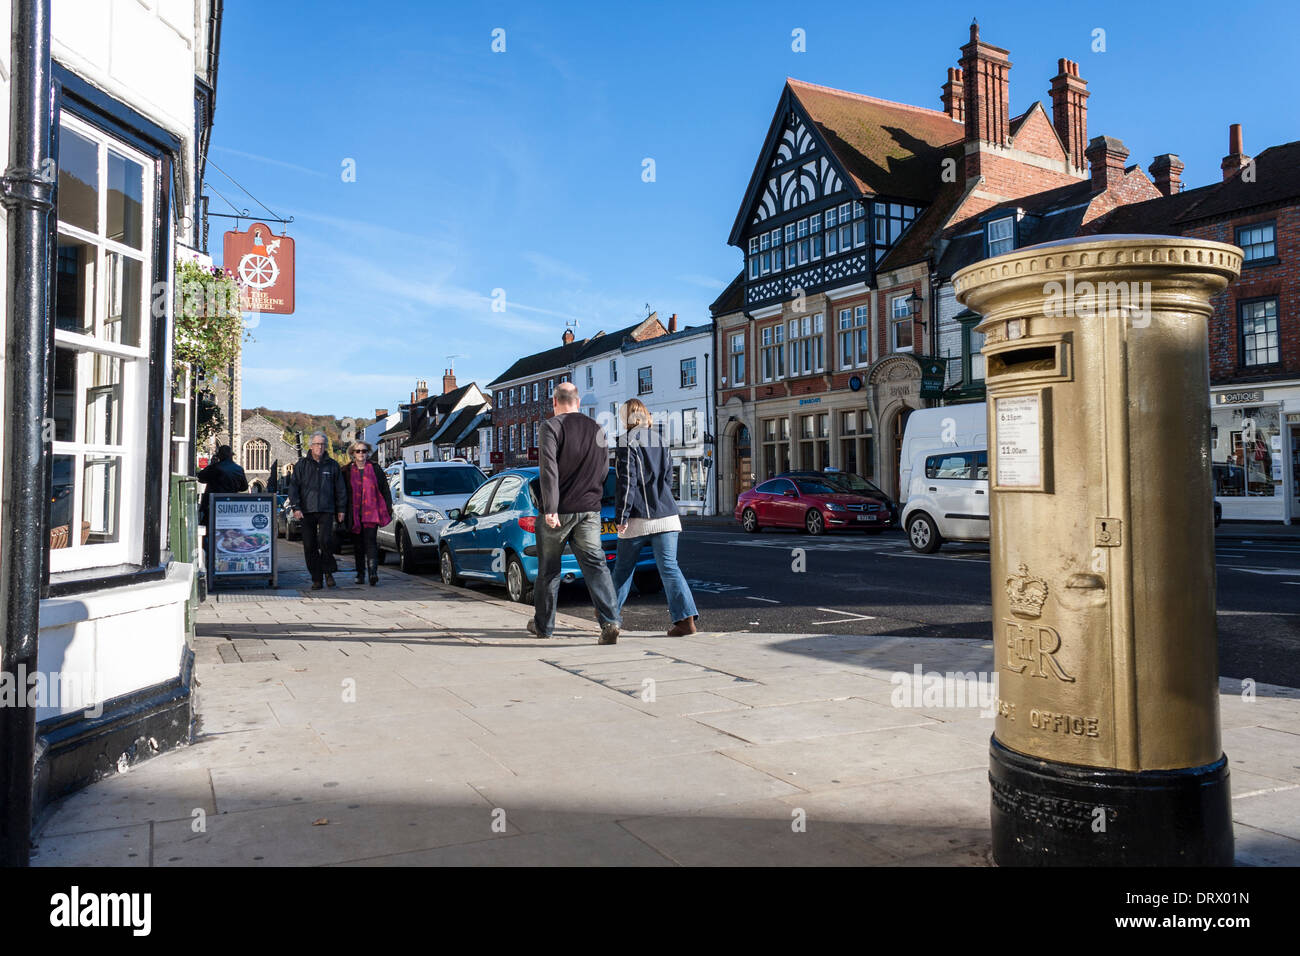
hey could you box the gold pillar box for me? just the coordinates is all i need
[954,235,1241,866]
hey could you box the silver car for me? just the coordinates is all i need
[377,460,487,572]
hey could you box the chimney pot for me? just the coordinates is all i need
[1149,154,1184,197]
[1221,123,1251,181]
[669,313,678,333]
[959,23,1013,178]
[1050,57,1090,172]
[1085,135,1130,193]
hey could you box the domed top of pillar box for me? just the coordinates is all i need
[952,235,1242,336]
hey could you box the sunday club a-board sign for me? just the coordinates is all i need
[209,494,277,589]
[223,222,295,314]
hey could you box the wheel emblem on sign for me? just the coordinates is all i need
[237,229,282,290]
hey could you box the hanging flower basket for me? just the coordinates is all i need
[172,258,246,384]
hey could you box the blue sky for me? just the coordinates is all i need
[211,0,1298,418]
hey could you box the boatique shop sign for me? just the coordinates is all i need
[223,222,295,314]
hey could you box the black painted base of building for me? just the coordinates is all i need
[30,646,196,832]
[989,736,1234,866]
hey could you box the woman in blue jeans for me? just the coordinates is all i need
[611,399,699,635]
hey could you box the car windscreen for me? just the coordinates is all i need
[822,473,886,497]
[794,480,837,495]
[402,467,484,497]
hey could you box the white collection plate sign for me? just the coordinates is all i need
[995,395,1042,488]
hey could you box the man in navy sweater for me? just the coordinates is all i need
[531,382,621,644]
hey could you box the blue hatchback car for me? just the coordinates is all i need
[437,467,660,604]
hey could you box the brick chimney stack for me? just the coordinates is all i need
[1049,58,1089,172]
[1149,154,1185,197]
[412,379,428,404]
[1220,124,1251,181]
[374,408,388,420]
[442,369,456,394]
[562,328,574,345]
[668,313,678,333]
[1085,135,1129,193]
[941,67,965,122]
[959,21,1012,146]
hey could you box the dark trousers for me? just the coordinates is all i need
[353,525,379,579]
[533,512,620,636]
[300,512,337,581]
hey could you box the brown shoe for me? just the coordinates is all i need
[666,617,697,636]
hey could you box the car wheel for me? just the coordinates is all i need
[440,546,462,586]
[634,569,663,594]
[741,508,760,533]
[907,513,942,554]
[505,553,533,604]
[398,528,418,573]
[805,509,825,536]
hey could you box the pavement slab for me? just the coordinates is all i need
[31,549,1300,867]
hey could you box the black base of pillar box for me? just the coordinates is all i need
[989,736,1233,866]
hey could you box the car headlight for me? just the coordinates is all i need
[824,502,846,512]
[416,510,444,524]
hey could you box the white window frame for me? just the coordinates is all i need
[761,324,785,382]
[586,365,593,388]
[729,332,745,385]
[987,216,1015,257]
[891,295,914,353]
[680,357,697,388]
[609,359,618,384]
[787,313,824,376]
[637,366,653,395]
[50,113,155,572]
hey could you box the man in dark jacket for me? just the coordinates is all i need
[288,431,346,589]
[533,382,621,644]
[197,445,248,528]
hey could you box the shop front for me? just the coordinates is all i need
[1211,386,1300,523]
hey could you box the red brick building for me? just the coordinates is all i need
[712,21,1163,506]
[1095,130,1300,522]
[486,315,667,472]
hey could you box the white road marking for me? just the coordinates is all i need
[745,596,781,603]
[810,608,877,625]
[1225,567,1300,575]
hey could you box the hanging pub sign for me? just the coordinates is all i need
[223,222,295,314]
[208,494,278,591]
[919,358,947,398]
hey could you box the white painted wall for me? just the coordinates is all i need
[621,328,717,514]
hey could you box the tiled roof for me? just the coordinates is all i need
[1092,141,1300,235]
[488,338,589,388]
[575,316,665,361]
[787,79,964,203]
[1176,141,1300,222]
[709,271,744,316]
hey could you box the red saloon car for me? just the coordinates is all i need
[734,475,894,535]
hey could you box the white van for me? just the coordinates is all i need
[898,403,987,503]
[900,446,989,553]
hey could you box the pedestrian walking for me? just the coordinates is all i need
[342,441,392,586]
[531,381,621,644]
[196,444,248,528]
[287,431,346,589]
[611,399,699,635]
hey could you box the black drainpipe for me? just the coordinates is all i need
[0,0,54,867]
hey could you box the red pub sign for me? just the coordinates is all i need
[223,222,295,314]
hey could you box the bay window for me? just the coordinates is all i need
[49,116,154,572]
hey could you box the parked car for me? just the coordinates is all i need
[276,495,301,540]
[438,467,659,603]
[735,474,893,535]
[900,446,989,553]
[378,460,488,572]
[778,470,898,526]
